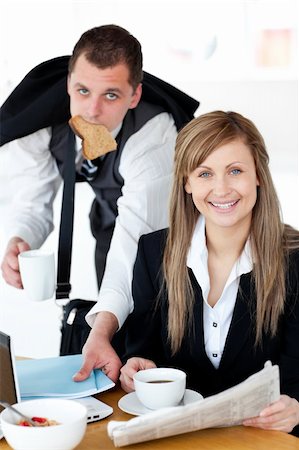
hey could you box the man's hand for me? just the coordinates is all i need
[1,237,30,288]
[120,357,157,393]
[73,312,122,383]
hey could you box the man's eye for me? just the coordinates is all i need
[105,93,118,100]
[78,88,89,95]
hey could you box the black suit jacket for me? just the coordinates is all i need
[0,56,199,147]
[124,229,299,434]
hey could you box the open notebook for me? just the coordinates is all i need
[0,331,114,438]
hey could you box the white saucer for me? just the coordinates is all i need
[118,389,203,416]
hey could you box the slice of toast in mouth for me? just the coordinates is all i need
[69,115,117,160]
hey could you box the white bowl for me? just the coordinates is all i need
[0,398,87,450]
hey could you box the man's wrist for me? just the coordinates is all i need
[91,311,119,341]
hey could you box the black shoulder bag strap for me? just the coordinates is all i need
[56,127,76,299]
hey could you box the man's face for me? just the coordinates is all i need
[67,54,142,132]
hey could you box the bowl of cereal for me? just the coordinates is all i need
[0,398,87,450]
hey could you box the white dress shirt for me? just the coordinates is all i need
[3,112,177,328]
[186,216,253,368]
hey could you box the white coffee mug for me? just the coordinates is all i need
[18,250,55,302]
[133,367,186,410]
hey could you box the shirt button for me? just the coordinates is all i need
[213,322,217,327]
[212,353,218,358]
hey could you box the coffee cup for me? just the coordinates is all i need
[133,367,186,410]
[18,250,55,302]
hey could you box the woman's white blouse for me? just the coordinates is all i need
[186,216,253,369]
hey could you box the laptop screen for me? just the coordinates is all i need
[0,331,20,413]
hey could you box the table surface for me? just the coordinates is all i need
[1,386,298,450]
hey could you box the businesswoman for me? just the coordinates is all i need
[120,111,299,435]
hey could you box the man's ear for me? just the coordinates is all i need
[129,83,142,109]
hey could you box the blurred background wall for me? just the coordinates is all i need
[0,0,298,357]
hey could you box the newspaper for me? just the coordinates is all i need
[107,361,280,447]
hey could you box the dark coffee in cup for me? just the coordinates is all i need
[147,380,172,383]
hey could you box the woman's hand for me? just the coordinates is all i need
[120,357,157,393]
[243,395,299,433]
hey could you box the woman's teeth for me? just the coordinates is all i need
[211,201,237,209]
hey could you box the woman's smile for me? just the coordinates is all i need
[208,200,239,212]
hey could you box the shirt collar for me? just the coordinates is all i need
[111,122,122,139]
[187,215,208,270]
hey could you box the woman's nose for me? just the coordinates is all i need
[213,177,231,196]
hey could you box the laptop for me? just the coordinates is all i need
[0,331,113,438]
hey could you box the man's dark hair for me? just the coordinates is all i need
[68,24,143,90]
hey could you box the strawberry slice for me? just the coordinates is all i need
[19,420,30,426]
[32,416,47,423]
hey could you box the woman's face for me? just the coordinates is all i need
[185,139,259,233]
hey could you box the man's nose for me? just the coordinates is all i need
[87,97,103,117]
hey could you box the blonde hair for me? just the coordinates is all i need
[163,111,299,354]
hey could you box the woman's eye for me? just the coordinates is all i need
[231,168,241,175]
[106,93,118,100]
[78,88,89,95]
[199,172,211,178]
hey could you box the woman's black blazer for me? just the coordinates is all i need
[124,229,299,404]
